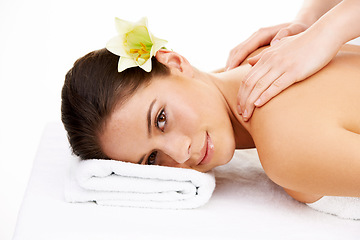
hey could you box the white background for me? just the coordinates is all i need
[5,0,353,239]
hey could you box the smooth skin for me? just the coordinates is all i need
[226,0,360,121]
[99,49,251,174]
[100,45,360,204]
[247,44,360,203]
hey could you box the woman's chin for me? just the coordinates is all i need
[203,156,233,172]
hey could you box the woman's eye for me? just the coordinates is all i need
[147,151,157,165]
[156,109,167,131]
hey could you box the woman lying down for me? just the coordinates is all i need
[61,17,360,205]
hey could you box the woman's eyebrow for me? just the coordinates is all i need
[147,99,157,138]
[140,98,157,165]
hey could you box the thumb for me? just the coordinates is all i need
[270,28,290,45]
[248,53,262,66]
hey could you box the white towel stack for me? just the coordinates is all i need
[64,158,216,209]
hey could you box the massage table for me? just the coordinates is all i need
[13,123,360,239]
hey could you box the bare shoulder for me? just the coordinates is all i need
[250,100,360,201]
[252,108,326,203]
[248,49,360,200]
[248,95,327,190]
[283,188,322,204]
[250,114,325,204]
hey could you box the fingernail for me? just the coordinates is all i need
[226,67,230,71]
[237,105,242,115]
[254,99,261,106]
[243,109,248,118]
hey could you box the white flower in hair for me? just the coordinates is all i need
[106,17,168,72]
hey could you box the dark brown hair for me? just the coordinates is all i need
[61,48,170,159]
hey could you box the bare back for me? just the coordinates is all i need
[248,45,360,202]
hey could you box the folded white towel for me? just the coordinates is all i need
[307,196,360,220]
[64,158,215,209]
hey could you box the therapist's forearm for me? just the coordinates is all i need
[294,0,342,27]
[307,0,360,47]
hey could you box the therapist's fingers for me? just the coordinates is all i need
[270,28,291,45]
[241,67,285,121]
[226,42,254,70]
[271,23,308,45]
[226,36,266,70]
[255,72,296,108]
[248,52,262,66]
[226,23,291,70]
[238,56,272,114]
[249,23,308,66]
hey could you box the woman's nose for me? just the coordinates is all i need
[160,132,191,164]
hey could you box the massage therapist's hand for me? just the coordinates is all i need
[236,0,360,121]
[225,22,308,71]
[225,22,309,120]
[239,28,340,121]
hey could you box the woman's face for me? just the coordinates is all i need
[99,72,236,172]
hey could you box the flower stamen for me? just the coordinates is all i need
[130,42,150,61]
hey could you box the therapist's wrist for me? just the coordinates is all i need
[294,9,319,28]
[305,22,343,55]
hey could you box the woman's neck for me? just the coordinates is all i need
[200,64,256,149]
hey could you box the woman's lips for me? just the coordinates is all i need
[198,132,214,165]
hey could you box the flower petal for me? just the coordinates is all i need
[139,59,152,72]
[118,57,138,72]
[126,26,152,49]
[135,17,148,28]
[114,17,134,34]
[106,35,128,57]
[150,34,168,56]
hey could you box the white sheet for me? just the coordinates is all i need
[13,123,360,240]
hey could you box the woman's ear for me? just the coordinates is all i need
[155,49,193,77]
